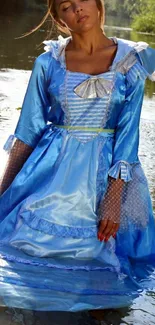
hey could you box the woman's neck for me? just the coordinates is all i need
[68,27,113,55]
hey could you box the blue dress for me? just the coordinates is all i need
[0,36,155,311]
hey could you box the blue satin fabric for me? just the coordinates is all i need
[137,46,155,75]
[0,38,155,311]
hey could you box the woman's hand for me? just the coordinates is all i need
[98,177,124,242]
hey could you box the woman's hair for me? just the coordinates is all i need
[29,0,105,37]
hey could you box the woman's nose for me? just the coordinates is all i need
[75,4,83,13]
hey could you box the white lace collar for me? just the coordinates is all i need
[43,35,71,69]
[43,35,150,77]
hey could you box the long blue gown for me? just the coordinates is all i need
[0,36,155,311]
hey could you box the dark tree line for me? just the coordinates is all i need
[0,0,46,13]
[104,0,142,18]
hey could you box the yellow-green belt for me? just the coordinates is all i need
[53,125,115,133]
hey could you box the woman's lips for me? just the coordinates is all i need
[77,15,89,23]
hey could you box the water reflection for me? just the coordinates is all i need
[0,12,47,70]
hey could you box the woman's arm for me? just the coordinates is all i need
[0,139,33,195]
[98,177,124,242]
[98,51,147,242]
[0,53,52,195]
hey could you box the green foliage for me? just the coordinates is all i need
[132,14,155,34]
[104,0,155,34]
[104,0,141,17]
[132,0,155,33]
[123,0,146,16]
[104,0,126,17]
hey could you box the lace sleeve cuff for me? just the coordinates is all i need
[3,133,34,154]
[108,161,133,182]
[3,135,16,153]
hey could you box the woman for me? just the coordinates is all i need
[0,0,155,312]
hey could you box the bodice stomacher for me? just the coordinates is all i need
[58,70,115,143]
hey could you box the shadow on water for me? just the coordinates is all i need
[0,6,155,325]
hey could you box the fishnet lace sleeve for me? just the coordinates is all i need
[99,163,150,233]
[99,177,124,225]
[0,139,33,195]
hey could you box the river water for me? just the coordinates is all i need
[0,9,155,325]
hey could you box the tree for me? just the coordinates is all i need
[132,0,155,33]
[104,0,155,33]
[123,0,146,16]
[104,0,127,17]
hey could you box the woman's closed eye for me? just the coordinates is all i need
[60,1,72,11]
[62,5,71,11]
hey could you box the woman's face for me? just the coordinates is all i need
[55,0,101,34]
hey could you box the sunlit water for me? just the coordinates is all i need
[0,9,155,325]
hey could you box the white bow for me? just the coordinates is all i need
[74,77,113,99]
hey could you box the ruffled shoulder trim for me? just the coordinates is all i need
[43,35,71,68]
[136,46,155,81]
[115,38,149,58]
[114,39,155,81]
